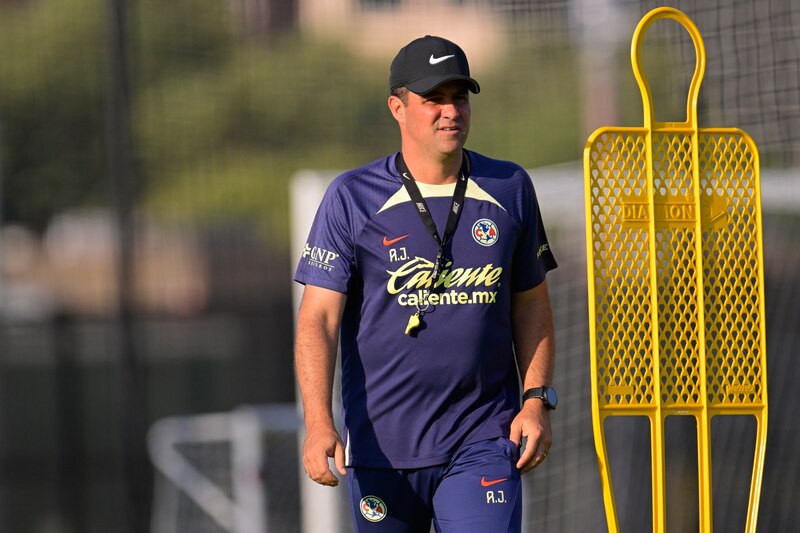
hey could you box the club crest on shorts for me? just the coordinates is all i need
[472,218,499,246]
[360,495,388,522]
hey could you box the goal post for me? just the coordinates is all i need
[148,404,299,533]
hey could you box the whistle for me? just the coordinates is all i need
[405,312,421,335]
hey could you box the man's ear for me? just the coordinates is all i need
[388,95,405,124]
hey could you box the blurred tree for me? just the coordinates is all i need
[0,0,105,230]
[136,29,395,243]
[1,0,583,242]
[471,41,581,167]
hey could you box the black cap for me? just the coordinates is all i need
[389,35,480,95]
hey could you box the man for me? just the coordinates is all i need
[294,35,558,532]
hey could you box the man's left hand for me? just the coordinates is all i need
[509,401,552,474]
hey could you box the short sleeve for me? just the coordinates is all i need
[293,182,355,293]
[511,173,558,291]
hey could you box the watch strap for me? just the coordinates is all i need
[523,386,556,409]
[523,387,546,402]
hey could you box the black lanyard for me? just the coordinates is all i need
[396,152,470,284]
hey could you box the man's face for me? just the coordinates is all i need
[391,81,471,159]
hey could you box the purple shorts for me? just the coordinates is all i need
[346,437,522,532]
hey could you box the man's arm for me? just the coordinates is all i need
[295,284,348,486]
[508,280,556,473]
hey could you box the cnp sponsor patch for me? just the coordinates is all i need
[302,242,339,271]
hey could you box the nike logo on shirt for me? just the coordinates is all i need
[383,234,410,246]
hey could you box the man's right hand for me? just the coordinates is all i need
[302,426,348,486]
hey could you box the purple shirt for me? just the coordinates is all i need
[294,150,557,468]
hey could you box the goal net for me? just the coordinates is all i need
[158,1,800,532]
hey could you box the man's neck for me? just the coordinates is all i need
[400,148,463,185]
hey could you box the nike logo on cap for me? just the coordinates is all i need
[429,54,455,65]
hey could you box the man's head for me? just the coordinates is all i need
[388,36,478,164]
[389,35,480,98]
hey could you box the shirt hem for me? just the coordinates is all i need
[293,276,348,294]
[347,431,510,469]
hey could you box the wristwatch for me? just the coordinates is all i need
[523,386,558,410]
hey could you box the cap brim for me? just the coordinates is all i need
[405,75,480,95]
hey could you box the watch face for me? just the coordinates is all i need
[545,387,558,409]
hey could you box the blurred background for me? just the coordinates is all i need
[0,0,798,532]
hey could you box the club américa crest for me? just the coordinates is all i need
[359,495,388,522]
[472,218,499,246]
